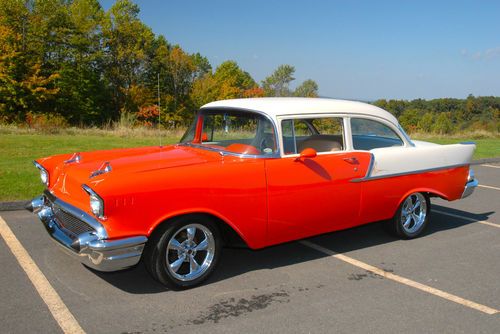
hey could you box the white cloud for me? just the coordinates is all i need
[484,47,500,59]
[461,46,500,60]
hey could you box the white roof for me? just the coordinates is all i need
[202,97,399,125]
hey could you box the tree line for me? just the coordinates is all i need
[374,96,499,134]
[0,0,318,128]
[1,1,498,134]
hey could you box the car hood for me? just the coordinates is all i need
[46,145,217,198]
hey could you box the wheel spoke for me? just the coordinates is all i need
[186,227,196,242]
[403,215,412,228]
[412,213,420,225]
[194,238,208,251]
[189,256,200,274]
[170,254,186,273]
[412,200,421,211]
[404,198,412,211]
[168,239,183,251]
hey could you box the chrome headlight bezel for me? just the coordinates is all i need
[33,161,49,186]
[82,184,105,219]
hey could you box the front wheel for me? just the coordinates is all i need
[386,192,430,239]
[144,216,221,289]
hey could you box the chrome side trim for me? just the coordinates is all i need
[350,163,469,183]
[44,190,107,239]
[365,152,375,178]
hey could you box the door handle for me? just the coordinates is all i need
[343,157,359,165]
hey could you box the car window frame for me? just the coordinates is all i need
[348,115,410,151]
[182,107,282,159]
[277,114,349,157]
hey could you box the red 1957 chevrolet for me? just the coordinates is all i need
[27,98,478,289]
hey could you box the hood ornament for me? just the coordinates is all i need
[64,152,81,164]
[90,162,112,178]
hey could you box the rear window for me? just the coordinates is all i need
[351,118,403,150]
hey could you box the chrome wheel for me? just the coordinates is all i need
[166,223,216,282]
[400,193,427,234]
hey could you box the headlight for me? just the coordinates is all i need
[33,161,49,186]
[82,185,105,219]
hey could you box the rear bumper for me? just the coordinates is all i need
[27,192,147,272]
[462,168,478,199]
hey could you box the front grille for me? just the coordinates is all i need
[54,208,96,235]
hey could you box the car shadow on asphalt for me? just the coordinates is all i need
[88,205,495,294]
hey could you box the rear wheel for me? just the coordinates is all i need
[144,216,221,289]
[386,192,430,239]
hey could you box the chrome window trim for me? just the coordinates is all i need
[181,107,281,159]
[343,117,354,151]
[349,116,410,148]
[277,114,348,157]
[179,142,280,159]
[398,124,415,147]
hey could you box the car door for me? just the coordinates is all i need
[265,116,372,246]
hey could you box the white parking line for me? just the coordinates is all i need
[299,240,499,315]
[0,216,85,334]
[481,164,500,169]
[478,184,500,191]
[433,210,500,229]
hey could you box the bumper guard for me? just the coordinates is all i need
[462,168,478,199]
[27,192,147,272]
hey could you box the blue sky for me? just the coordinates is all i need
[101,0,500,100]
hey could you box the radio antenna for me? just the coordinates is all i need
[157,72,162,147]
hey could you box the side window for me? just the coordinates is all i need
[281,117,344,154]
[351,118,404,150]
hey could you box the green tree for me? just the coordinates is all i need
[191,52,212,80]
[55,0,111,124]
[214,61,256,91]
[294,79,318,97]
[417,112,434,132]
[262,64,295,97]
[433,112,453,134]
[163,46,196,125]
[102,0,154,116]
[399,108,421,132]
[190,61,260,109]
[0,19,59,121]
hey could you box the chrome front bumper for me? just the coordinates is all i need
[27,192,147,272]
[462,168,478,199]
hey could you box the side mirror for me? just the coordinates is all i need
[296,148,317,161]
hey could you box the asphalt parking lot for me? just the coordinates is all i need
[1,163,499,334]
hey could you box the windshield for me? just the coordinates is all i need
[180,109,277,156]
